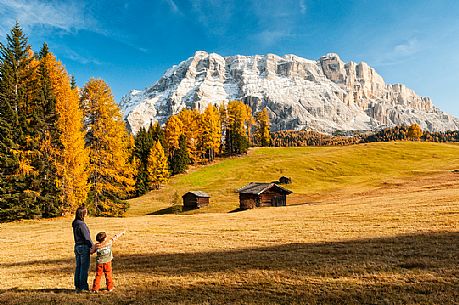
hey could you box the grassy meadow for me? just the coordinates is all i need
[128,141,459,215]
[1,142,459,304]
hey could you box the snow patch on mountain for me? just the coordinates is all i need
[119,51,459,134]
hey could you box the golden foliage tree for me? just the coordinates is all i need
[164,115,183,154]
[407,123,422,141]
[81,79,134,216]
[199,104,221,161]
[41,52,89,213]
[224,101,253,155]
[147,140,169,189]
[254,108,271,147]
[177,108,200,163]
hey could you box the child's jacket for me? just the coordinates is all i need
[90,231,124,265]
[95,244,113,264]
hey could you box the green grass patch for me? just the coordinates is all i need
[126,142,459,216]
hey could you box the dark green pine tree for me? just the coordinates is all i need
[148,121,164,144]
[224,124,249,155]
[0,88,19,221]
[169,134,189,175]
[133,126,154,196]
[38,42,49,59]
[133,122,170,195]
[70,75,77,90]
[0,22,41,221]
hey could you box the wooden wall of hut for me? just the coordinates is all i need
[259,191,286,207]
[239,193,258,209]
[183,194,209,209]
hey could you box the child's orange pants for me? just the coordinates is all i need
[92,261,114,291]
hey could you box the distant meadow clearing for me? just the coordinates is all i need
[1,142,459,304]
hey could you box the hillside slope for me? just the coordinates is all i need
[1,144,459,304]
[127,142,459,216]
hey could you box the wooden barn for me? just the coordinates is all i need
[236,182,292,210]
[182,191,210,209]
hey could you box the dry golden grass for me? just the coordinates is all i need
[1,143,459,304]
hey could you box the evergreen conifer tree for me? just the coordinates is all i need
[0,23,42,221]
[169,134,189,175]
[150,121,167,154]
[70,75,77,90]
[133,126,153,195]
[0,99,19,221]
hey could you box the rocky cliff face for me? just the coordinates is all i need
[120,51,459,134]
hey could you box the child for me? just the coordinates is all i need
[90,230,125,292]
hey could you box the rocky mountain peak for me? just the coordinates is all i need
[120,51,459,134]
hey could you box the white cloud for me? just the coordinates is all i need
[0,0,95,34]
[393,38,419,56]
[372,38,422,67]
[190,0,234,34]
[249,0,304,47]
[62,47,102,65]
[299,0,307,14]
[255,30,292,47]
[164,0,181,14]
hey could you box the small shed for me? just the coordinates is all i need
[236,182,292,210]
[182,191,210,209]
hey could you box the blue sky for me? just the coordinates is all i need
[1,0,458,116]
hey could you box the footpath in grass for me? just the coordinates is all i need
[126,142,459,216]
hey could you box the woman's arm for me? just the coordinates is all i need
[90,243,97,254]
[81,222,94,248]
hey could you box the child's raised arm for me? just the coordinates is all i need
[110,231,125,244]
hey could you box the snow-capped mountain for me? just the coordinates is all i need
[120,51,459,134]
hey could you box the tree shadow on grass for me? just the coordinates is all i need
[148,205,183,215]
[1,232,458,304]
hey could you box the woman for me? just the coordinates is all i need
[72,206,94,292]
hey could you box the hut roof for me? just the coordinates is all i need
[236,182,292,195]
[182,191,210,198]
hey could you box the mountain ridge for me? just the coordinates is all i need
[120,51,459,134]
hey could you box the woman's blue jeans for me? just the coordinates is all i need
[74,244,90,291]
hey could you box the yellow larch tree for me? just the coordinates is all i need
[80,79,135,216]
[147,140,169,189]
[164,114,183,155]
[198,104,221,161]
[407,123,422,141]
[254,108,271,147]
[224,100,253,154]
[177,108,201,163]
[42,52,89,213]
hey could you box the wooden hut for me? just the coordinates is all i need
[182,191,210,209]
[236,182,292,210]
